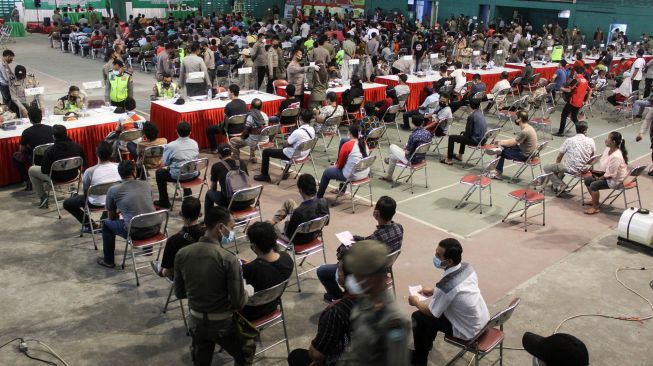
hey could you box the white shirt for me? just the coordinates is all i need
[82,162,121,206]
[428,263,490,340]
[284,124,315,160]
[300,23,311,38]
[451,69,467,93]
[560,134,596,174]
[631,57,645,81]
[420,92,441,113]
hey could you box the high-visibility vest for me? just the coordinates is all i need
[62,97,78,112]
[551,45,563,61]
[156,82,177,99]
[335,49,344,66]
[178,47,185,65]
[109,74,130,102]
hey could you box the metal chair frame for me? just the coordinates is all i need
[381,104,402,142]
[597,166,646,209]
[502,173,552,232]
[224,114,247,142]
[224,185,264,254]
[170,158,210,210]
[385,249,402,297]
[278,215,329,292]
[47,157,84,219]
[455,158,501,214]
[511,141,548,183]
[80,180,122,249]
[333,156,377,213]
[118,129,144,161]
[430,117,454,157]
[394,142,431,193]
[365,126,387,172]
[276,137,319,185]
[464,128,501,169]
[138,145,165,180]
[162,277,190,336]
[318,115,343,155]
[121,210,170,286]
[246,280,291,356]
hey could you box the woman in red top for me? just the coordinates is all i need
[316,125,369,198]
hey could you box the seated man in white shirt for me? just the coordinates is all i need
[254,109,316,182]
[63,141,121,232]
[544,121,596,194]
[408,238,490,366]
[450,62,468,94]
[483,71,511,112]
[394,73,411,100]
[402,87,440,130]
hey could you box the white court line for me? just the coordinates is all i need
[395,210,466,240]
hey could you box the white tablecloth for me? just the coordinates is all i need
[151,91,285,114]
[0,108,121,139]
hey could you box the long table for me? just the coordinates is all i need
[275,82,387,106]
[63,11,103,24]
[464,67,522,93]
[375,74,442,110]
[505,62,560,82]
[0,109,119,186]
[149,92,285,149]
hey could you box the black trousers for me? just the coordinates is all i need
[403,109,422,128]
[206,124,224,151]
[12,151,30,182]
[558,103,580,134]
[644,78,653,98]
[155,169,194,204]
[632,79,641,93]
[260,148,290,176]
[411,310,454,364]
[256,66,267,91]
[447,134,476,159]
[287,349,311,366]
[110,99,126,108]
[63,194,103,225]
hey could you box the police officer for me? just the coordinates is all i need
[174,206,256,366]
[337,240,410,366]
[54,85,86,115]
[107,59,133,108]
[151,72,179,100]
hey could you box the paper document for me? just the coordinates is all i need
[409,285,429,302]
[335,231,355,246]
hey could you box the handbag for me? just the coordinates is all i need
[233,311,260,340]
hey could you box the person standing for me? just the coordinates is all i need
[266,37,281,94]
[250,36,268,91]
[107,60,133,108]
[180,42,211,97]
[155,43,176,81]
[287,48,319,107]
[12,107,53,191]
[554,65,589,137]
[408,238,489,366]
[630,49,646,92]
[174,206,255,366]
[643,56,653,98]
[0,50,15,112]
[201,41,216,87]
[337,240,410,366]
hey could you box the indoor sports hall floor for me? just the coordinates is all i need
[1,35,652,365]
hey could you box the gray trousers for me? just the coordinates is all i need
[28,165,50,198]
[544,162,566,187]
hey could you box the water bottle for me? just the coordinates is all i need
[44,107,50,120]
[207,88,212,100]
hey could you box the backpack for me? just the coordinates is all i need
[220,160,250,198]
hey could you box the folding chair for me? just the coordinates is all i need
[394,142,431,193]
[455,158,501,214]
[141,50,156,72]
[246,280,291,356]
[162,277,189,336]
[502,173,552,232]
[430,117,454,157]
[333,156,376,213]
[509,76,523,98]
[487,88,511,116]
[526,73,542,93]
[397,93,409,113]
[138,145,165,180]
[277,215,329,292]
[385,249,402,297]
[256,124,280,160]
[118,129,144,161]
[366,126,387,172]
[496,95,528,131]
[121,210,169,286]
[318,115,343,154]
[80,180,121,250]
[342,96,365,125]
[560,154,600,199]
[613,92,638,125]
[47,157,84,219]
[530,105,556,140]
[127,46,141,69]
[225,185,264,253]
[598,166,646,209]
[224,114,247,143]
[91,40,103,59]
[276,137,319,185]
[511,141,548,183]
[464,128,501,169]
[272,79,288,95]
[170,158,210,210]
[277,107,301,137]
[381,104,402,142]
[443,298,521,366]
[51,32,62,49]
[32,143,54,165]
[458,92,486,120]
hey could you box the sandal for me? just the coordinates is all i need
[440,159,453,165]
[379,176,393,182]
[96,257,116,268]
[584,207,600,215]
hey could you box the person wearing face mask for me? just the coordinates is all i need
[152,72,179,100]
[287,48,319,106]
[408,238,489,366]
[54,85,86,115]
[522,332,589,366]
[337,239,410,366]
[174,206,256,365]
[97,160,160,269]
[107,59,133,108]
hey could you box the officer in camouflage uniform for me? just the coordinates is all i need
[337,240,410,366]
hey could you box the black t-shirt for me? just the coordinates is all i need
[20,124,54,164]
[225,98,248,134]
[161,224,205,269]
[279,97,300,125]
[210,158,251,210]
[241,251,294,320]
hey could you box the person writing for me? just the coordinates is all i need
[54,86,86,115]
[151,72,179,100]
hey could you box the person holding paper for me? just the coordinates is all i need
[408,238,489,366]
[179,42,210,97]
[317,196,403,302]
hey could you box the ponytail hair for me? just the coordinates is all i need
[610,131,628,163]
[349,124,368,158]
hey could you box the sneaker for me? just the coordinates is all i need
[253,174,271,182]
[153,200,171,209]
[489,171,503,180]
[38,196,49,209]
[485,147,502,156]
[81,225,93,234]
[96,257,116,269]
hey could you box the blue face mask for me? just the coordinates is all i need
[432,256,444,269]
[532,357,540,366]
[220,227,235,246]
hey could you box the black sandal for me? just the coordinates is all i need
[440,159,453,165]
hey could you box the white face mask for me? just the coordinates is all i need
[532,356,540,366]
[344,275,365,295]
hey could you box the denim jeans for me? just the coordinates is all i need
[316,263,343,301]
[316,167,346,198]
[497,146,528,173]
[102,219,128,265]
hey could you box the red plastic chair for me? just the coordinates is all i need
[502,173,552,232]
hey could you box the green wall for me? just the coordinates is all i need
[201,0,283,18]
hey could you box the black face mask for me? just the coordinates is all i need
[273,44,279,48]
[439,102,447,108]
[163,82,171,88]
[70,95,78,102]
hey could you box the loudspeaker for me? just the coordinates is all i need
[43,17,51,26]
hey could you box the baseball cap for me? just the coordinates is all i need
[216,143,232,156]
[522,332,589,366]
[240,48,251,56]
[246,35,257,44]
[343,240,389,276]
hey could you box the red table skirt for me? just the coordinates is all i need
[466,69,522,93]
[505,65,557,83]
[374,78,433,111]
[150,99,283,149]
[0,122,115,186]
[275,85,387,107]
